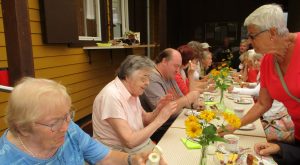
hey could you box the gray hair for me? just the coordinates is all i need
[240,39,249,45]
[187,41,203,59]
[202,51,211,60]
[117,55,155,80]
[244,4,288,36]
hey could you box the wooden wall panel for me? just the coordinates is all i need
[0,116,7,130]
[27,0,127,125]
[34,54,89,69]
[0,102,7,117]
[28,0,39,9]
[0,93,9,103]
[31,34,43,46]
[29,8,40,21]
[0,47,6,60]
[0,0,8,136]
[33,45,84,57]
[30,21,41,34]
[0,18,3,32]
[0,0,144,136]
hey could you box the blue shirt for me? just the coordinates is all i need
[0,121,110,165]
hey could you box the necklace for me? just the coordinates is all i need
[17,135,37,158]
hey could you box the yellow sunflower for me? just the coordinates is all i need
[185,122,202,138]
[224,113,241,128]
[211,69,219,77]
[185,115,198,125]
[199,110,216,122]
[222,71,228,77]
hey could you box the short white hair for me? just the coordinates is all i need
[6,77,71,135]
[246,49,262,62]
[244,4,288,35]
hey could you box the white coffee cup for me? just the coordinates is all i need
[234,108,245,118]
[224,134,239,152]
[231,91,239,100]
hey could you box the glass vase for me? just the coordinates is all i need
[217,89,226,111]
[200,145,207,165]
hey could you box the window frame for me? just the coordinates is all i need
[78,0,102,41]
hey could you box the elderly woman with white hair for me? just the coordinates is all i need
[93,55,177,154]
[220,4,300,164]
[0,77,166,164]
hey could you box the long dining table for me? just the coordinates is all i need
[157,91,274,165]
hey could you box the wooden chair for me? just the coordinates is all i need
[80,120,93,137]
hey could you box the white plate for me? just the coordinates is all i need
[217,143,250,154]
[239,154,278,165]
[234,98,252,104]
[204,96,215,102]
[226,95,234,100]
[239,123,256,130]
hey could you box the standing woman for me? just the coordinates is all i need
[220,4,300,164]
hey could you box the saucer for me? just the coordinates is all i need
[226,94,234,100]
[234,98,252,104]
[217,143,246,154]
[204,96,215,102]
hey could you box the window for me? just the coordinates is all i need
[40,0,130,44]
[112,0,129,39]
[78,0,102,41]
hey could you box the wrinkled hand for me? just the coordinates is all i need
[156,94,173,112]
[254,142,280,156]
[217,124,236,137]
[156,101,177,124]
[132,152,168,165]
[187,60,196,76]
[192,99,205,110]
[187,91,200,102]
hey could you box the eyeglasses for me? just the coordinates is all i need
[35,111,74,132]
[247,30,268,40]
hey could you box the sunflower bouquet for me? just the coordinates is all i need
[210,66,232,105]
[185,110,241,165]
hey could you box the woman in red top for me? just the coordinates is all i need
[174,45,195,95]
[220,4,300,164]
[175,45,206,95]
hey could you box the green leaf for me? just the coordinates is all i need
[211,136,226,142]
[203,125,217,135]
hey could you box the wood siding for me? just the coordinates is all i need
[0,0,8,136]
[0,0,146,135]
[28,0,129,122]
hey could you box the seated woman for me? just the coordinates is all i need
[175,45,207,95]
[232,50,260,85]
[0,77,163,164]
[187,41,203,80]
[93,55,177,154]
[199,51,213,78]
